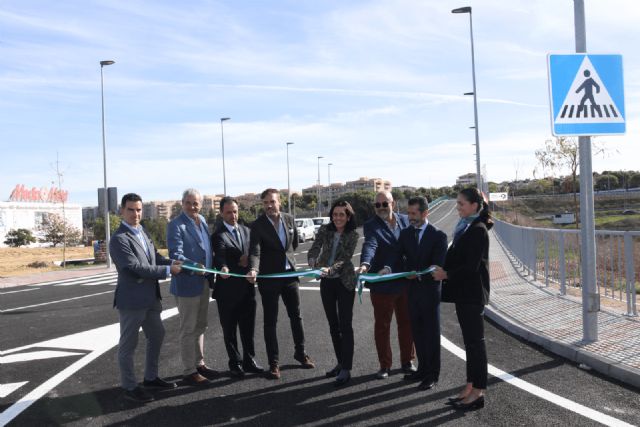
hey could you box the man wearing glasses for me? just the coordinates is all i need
[357,191,416,379]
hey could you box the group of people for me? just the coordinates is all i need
[109,186,492,411]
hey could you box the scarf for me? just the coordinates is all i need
[453,214,479,245]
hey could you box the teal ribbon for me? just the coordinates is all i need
[355,267,437,303]
[180,262,323,280]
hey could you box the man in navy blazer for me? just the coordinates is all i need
[358,191,416,379]
[110,193,181,403]
[167,188,217,386]
[212,196,264,377]
[397,196,447,391]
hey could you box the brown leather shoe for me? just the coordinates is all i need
[294,353,315,369]
[268,363,281,379]
[197,364,218,380]
[183,372,212,387]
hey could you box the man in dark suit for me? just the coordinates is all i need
[358,191,416,379]
[397,196,448,391]
[212,196,264,377]
[110,193,181,403]
[247,188,315,379]
[167,188,217,387]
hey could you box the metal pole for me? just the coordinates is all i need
[574,0,598,342]
[220,117,230,195]
[286,142,294,215]
[327,163,333,209]
[468,11,482,192]
[317,156,323,217]
[100,60,115,269]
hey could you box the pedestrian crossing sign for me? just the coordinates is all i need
[548,54,625,136]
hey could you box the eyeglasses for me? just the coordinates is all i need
[374,202,390,208]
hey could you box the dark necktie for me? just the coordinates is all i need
[232,227,242,250]
[415,227,421,246]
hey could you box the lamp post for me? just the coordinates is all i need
[220,117,230,195]
[453,6,482,193]
[327,163,333,210]
[100,60,115,269]
[317,156,323,216]
[286,142,294,215]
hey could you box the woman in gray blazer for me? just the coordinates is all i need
[308,200,359,386]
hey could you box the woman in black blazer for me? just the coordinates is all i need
[432,188,492,411]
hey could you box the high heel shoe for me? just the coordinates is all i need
[445,396,464,405]
[453,395,484,410]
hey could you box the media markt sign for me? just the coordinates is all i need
[547,54,625,136]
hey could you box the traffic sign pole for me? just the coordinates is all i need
[574,0,599,342]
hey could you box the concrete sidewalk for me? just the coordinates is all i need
[0,265,115,289]
[486,230,640,389]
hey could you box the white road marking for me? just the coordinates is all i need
[440,336,633,427]
[0,289,38,295]
[26,272,116,287]
[0,350,85,364]
[0,383,28,399]
[430,201,457,226]
[1,290,114,313]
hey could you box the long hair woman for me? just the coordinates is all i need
[432,188,492,410]
[307,200,359,386]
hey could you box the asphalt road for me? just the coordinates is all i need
[1,201,639,426]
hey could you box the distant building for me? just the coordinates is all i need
[97,187,118,214]
[302,177,392,198]
[142,200,177,220]
[456,173,477,187]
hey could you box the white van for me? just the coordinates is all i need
[295,218,316,242]
[312,217,330,233]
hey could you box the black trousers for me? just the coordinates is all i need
[258,278,305,364]
[320,277,355,370]
[216,283,257,366]
[455,303,488,389]
[408,284,441,382]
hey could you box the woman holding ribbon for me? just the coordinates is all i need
[432,188,492,410]
[308,200,359,386]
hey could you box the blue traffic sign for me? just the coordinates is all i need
[547,54,625,136]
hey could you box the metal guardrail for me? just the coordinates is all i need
[493,219,638,316]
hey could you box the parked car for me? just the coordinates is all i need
[295,218,316,242]
[312,217,330,233]
[622,209,637,215]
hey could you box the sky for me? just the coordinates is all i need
[1,0,639,206]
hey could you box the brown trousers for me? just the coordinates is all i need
[370,289,415,369]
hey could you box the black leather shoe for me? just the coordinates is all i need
[403,371,425,381]
[123,386,154,403]
[418,380,438,390]
[229,363,245,378]
[401,361,417,374]
[445,396,464,405]
[242,359,265,373]
[453,395,485,410]
[325,364,342,378]
[334,372,351,387]
[197,365,218,380]
[142,377,177,389]
[375,368,391,379]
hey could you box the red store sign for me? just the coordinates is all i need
[9,184,69,203]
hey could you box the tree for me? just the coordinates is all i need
[170,202,182,220]
[595,174,619,191]
[629,173,640,189]
[38,214,82,247]
[93,213,122,240]
[4,228,36,247]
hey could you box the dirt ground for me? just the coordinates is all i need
[0,246,95,277]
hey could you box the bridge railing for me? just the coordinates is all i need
[493,220,638,316]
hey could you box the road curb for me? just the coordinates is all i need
[485,304,640,390]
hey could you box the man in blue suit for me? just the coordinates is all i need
[397,196,447,391]
[110,193,182,403]
[358,191,416,379]
[167,188,217,387]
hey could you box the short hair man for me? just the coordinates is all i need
[211,196,264,377]
[358,191,416,379]
[397,196,447,390]
[110,193,181,403]
[247,188,315,379]
[167,188,217,386]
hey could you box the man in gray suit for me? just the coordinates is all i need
[110,193,182,403]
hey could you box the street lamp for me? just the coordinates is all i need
[317,156,323,216]
[453,6,482,193]
[286,142,294,215]
[327,163,333,209]
[100,59,115,269]
[220,117,230,195]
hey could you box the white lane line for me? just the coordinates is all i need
[440,336,633,427]
[0,288,39,295]
[431,202,456,227]
[0,383,28,399]
[0,307,180,426]
[1,350,85,364]
[26,272,116,287]
[1,291,114,313]
[55,278,116,287]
